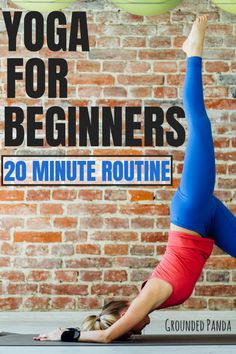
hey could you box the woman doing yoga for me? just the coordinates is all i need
[34,15,236,343]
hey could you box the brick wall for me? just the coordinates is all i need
[0,0,235,311]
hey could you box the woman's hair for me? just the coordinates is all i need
[80,300,129,331]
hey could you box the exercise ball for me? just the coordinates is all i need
[111,0,183,16]
[11,0,76,11]
[212,0,236,14]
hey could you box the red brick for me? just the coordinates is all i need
[105,24,153,36]
[24,297,49,310]
[104,244,128,255]
[7,284,37,295]
[131,217,154,229]
[91,284,138,296]
[78,190,103,200]
[40,284,88,295]
[14,232,61,243]
[141,232,168,242]
[0,297,22,310]
[126,62,151,73]
[40,204,63,215]
[54,270,78,282]
[64,231,88,242]
[76,244,101,255]
[103,61,126,72]
[208,299,233,310]
[103,87,127,97]
[71,72,115,85]
[65,257,112,268]
[76,297,101,309]
[68,204,117,215]
[129,87,151,98]
[153,62,177,73]
[208,24,233,35]
[0,271,25,282]
[182,298,207,309]
[77,60,101,72]
[0,257,10,267]
[205,99,236,110]
[52,190,76,200]
[195,285,236,297]
[51,245,74,256]
[97,36,120,48]
[156,244,167,255]
[149,36,171,48]
[80,270,102,281]
[205,61,229,72]
[130,270,150,282]
[104,217,129,229]
[27,271,51,282]
[214,138,230,148]
[51,297,76,310]
[216,164,227,174]
[91,231,137,242]
[25,244,49,256]
[0,231,10,240]
[27,190,50,201]
[104,190,127,201]
[0,204,36,215]
[172,36,185,48]
[156,218,170,230]
[205,87,228,98]
[78,86,102,98]
[154,87,177,98]
[206,271,230,282]
[130,245,154,256]
[113,257,157,268]
[155,190,174,201]
[206,257,236,269]
[139,49,182,60]
[54,217,77,228]
[80,217,103,228]
[26,217,51,229]
[218,178,236,189]
[119,204,169,216]
[104,270,128,282]
[0,190,24,201]
[14,257,61,269]
[123,37,146,47]
[118,74,164,85]
[129,190,154,202]
[0,242,21,255]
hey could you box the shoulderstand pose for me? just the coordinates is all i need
[34,15,236,343]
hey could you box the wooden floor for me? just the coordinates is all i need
[0,311,236,354]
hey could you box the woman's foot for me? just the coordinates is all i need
[182,15,208,57]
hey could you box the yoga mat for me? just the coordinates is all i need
[0,333,236,346]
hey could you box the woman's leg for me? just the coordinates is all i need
[171,16,236,254]
[209,197,236,258]
[170,16,216,236]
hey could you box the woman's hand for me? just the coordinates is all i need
[33,328,65,341]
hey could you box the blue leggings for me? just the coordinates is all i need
[170,56,236,258]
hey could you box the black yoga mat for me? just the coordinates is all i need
[0,332,236,346]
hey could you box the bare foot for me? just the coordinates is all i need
[182,15,208,57]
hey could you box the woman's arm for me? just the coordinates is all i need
[79,278,172,343]
[33,278,172,343]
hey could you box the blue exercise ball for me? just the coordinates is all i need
[111,0,184,16]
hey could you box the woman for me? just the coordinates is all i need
[34,15,236,343]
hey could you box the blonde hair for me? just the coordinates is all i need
[80,300,129,331]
